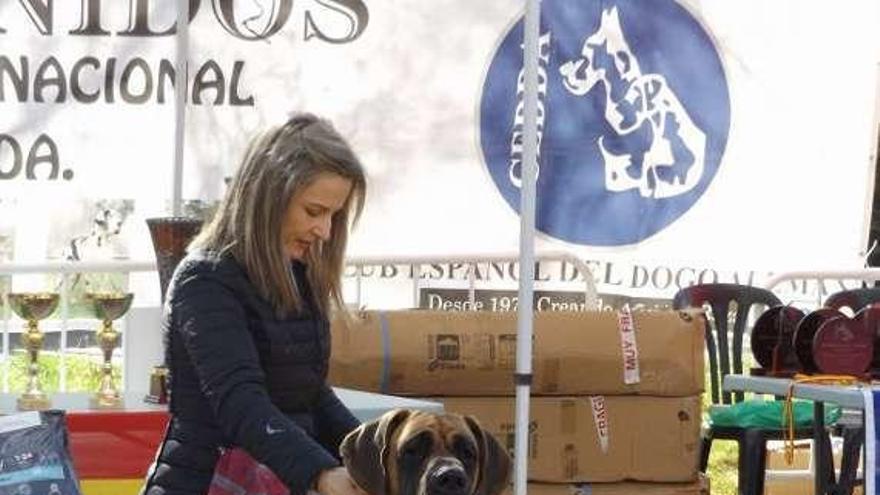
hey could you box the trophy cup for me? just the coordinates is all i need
[792,308,845,373]
[813,311,874,376]
[145,217,203,403]
[750,305,805,376]
[7,292,59,411]
[87,292,133,409]
[147,217,203,302]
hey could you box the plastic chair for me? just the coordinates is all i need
[673,283,831,495]
[824,286,880,313]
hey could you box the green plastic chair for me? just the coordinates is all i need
[673,283,836,495]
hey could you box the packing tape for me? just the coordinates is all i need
[379,311,391,393]
[589,396,610,454]
[617,304,641,385]
[563,444,579,479]
[561,399,577,434]
[543,358,560,393]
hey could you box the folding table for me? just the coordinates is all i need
[724,374,866,495]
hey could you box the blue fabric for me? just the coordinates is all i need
[870,390,880,495]
[863,389,879,495]
[0,411,81,495]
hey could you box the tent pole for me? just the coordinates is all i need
[514,1,540,495]
[172,0,190,217]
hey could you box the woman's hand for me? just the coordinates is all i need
[315,467,367,495]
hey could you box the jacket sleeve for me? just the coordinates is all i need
[313,385,361,458]
[173,272,338,495]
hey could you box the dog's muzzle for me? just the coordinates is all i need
[425,460,469,495]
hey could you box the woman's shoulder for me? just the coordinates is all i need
[175,249,247,284]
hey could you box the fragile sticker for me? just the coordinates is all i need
[617,304,641,384]
[589,396,610,454]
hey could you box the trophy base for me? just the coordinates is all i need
[17,393,51,411]
[90,394,124,409]
[143,393,168,405]
[145,365,169,404]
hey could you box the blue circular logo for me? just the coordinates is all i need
[479,0,730,245]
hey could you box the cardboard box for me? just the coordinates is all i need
[329,310,704,396]
[441,396,701,483]
[765,440,812,470]
[764,440,863,495]
[764,474,862,495]
[509,477,709,495]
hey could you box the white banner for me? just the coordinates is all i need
[2,0,879,297]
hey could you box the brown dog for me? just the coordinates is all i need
[341,409,511,495]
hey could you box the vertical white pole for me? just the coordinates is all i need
[172,0,190,217]
[412,264,421,307]
[862,62,880,268]
[2,303,8,393]
[514,1,540,495]
[58,273,70,391]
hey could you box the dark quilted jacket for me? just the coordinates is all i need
[141,251,360,495]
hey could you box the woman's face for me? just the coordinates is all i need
[281,172,353,261]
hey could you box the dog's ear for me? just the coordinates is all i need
[95,210,108,228]
[464,415,511,495]
[341,408,411,495]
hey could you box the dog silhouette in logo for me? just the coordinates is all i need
[559,6,706,199]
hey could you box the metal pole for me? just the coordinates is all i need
[59,273,70,391]
[172,0,190,216]
[514,1,540,495]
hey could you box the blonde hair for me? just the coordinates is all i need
[192,113,366,317]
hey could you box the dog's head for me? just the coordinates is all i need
[341,409,511,495]
[559,6,639,98]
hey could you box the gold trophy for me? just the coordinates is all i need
[7,292,59,411]
[87,292,133,409]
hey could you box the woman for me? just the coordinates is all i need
[142,113,368,495]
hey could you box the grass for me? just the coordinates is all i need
[705,414,738,495]
[702,351,748,495]
[2,350,121,392]
[46,272,131,319]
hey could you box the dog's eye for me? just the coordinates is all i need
[402,444,421,460]
[453,437,477,463]
[401,433,431,461]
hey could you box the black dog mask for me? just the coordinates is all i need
[341,409,511,495]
